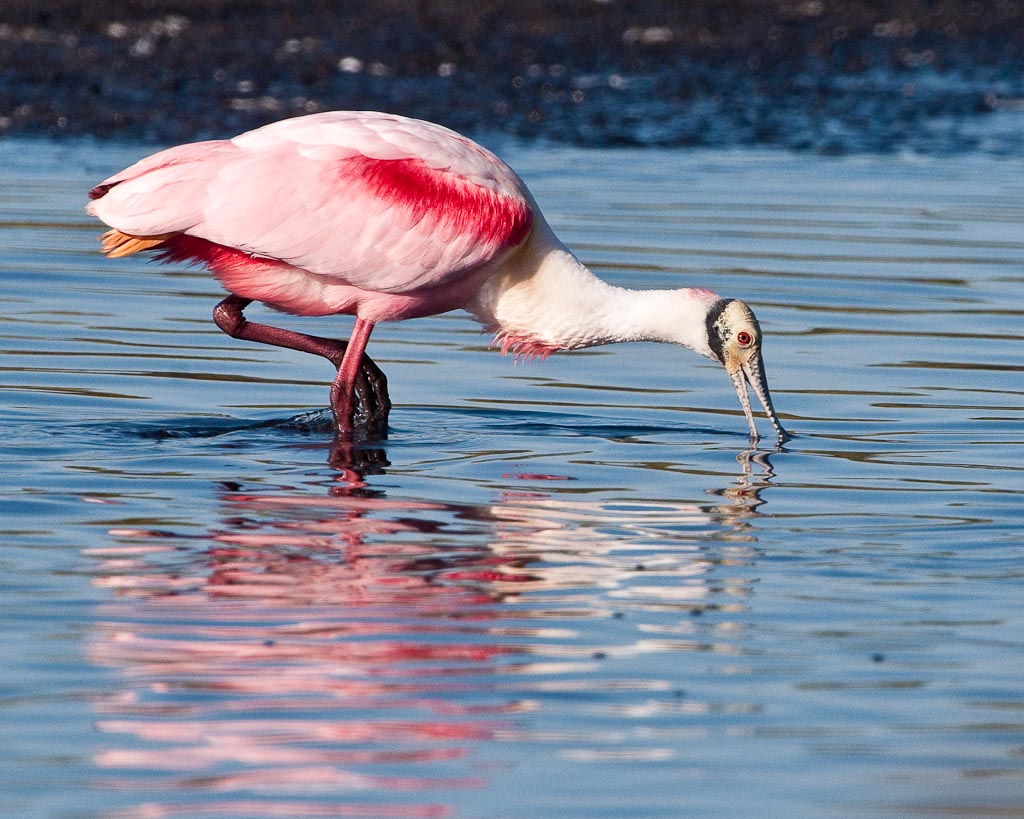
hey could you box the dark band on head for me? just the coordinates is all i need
[705,298,733,364]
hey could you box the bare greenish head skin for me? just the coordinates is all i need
[706,299,789,444]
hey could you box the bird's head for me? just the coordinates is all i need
[705,299,788,444]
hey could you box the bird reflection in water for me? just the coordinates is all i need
[86,446,776,818]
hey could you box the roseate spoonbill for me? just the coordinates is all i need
[87,111,788,442]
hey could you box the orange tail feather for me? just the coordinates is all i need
[99,229,174,258]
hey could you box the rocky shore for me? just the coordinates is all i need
[2,0,1023,152]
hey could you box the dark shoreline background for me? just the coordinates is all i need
[2,0,1023,152]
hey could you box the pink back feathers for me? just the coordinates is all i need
[87,112,534,303]
[350,156,533,253]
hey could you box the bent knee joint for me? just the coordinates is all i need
[213,303,247,337]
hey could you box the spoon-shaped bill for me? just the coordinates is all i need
[727,353,789,444]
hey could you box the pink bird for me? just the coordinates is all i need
[87,111,787,442]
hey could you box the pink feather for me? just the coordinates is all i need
[88,112,533,318]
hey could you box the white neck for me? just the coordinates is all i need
[467,219,720,359]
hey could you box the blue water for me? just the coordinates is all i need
[1,137,1023,819]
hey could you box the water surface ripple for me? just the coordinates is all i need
[1,139,1022,819]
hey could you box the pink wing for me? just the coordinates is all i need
[88,112,534,296]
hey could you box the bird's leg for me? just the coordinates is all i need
[214,295,348,361]
[213,296,390,424]
[330,318,376,432]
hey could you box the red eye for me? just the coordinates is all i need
[736,331,753,347]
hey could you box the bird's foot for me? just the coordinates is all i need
[351,357,391,435]
[331,360,390,436]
